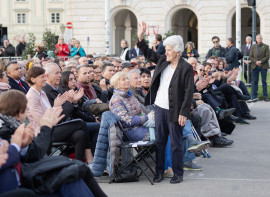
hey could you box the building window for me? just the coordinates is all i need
[51,13,60,23]
[17,13,26,24]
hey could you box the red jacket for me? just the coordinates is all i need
[55,43,69,59]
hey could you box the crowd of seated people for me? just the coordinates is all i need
[0,34,260,195]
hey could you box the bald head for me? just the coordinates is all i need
[187,57,197,70]
[44,63,62,88]
[79,57,88,65]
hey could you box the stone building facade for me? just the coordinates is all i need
[67,0,270,57]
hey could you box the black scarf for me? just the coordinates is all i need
[0,113,21,130]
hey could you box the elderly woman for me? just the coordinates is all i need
[71,40,86,57]
[35,42,48,60]
[55,37,69,60]
[139,67,152,93]
[196,65,205,81]
[182,42,199,59]
[109,72,153,141]
[0,70,10,93]
[136,22,199,184]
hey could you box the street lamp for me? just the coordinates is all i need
[60,24,66,34]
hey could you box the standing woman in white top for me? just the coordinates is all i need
[120,39,130,61]
[136,22,196,184]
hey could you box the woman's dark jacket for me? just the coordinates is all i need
[37,50,48,60]
[137,39,194,122]
[182,48,199,58]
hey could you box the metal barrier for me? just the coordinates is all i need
[0,57,22,61]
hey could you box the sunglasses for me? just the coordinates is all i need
[199,69,205,72]
[213,41,219,43]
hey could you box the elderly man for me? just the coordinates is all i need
[137,55,146,63]
[7,61,30,94]
[187,57,197,71]
[249,34,270,102]
[79,57,88,65]
[16,35,26,56]
[241,36,252,84]
[0,39,15,57]
[137,22,206,184]
[122,62,135,73]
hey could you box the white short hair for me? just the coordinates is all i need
[246,36,252,40]
[110,72,127,87]
[163,35,184,53]
[196,65,204,70]
[256,34,263,39]
[127,69,141,79]
[44,63,58,75]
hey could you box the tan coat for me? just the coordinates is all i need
[249,43,269,70]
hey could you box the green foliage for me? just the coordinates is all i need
[42,28,57,55]
[163,30,175,40]
[132,30,149,45]
[21,33,36,60]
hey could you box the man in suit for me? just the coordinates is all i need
[152,34,165,55]
[241,36,252,84]
[249,34,270,102]
[7,61,30,94]
[137,22,206,184]
[129,39,143,60]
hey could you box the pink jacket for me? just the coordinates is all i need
[26,87,51,136]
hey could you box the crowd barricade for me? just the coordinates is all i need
[0,56,22,61]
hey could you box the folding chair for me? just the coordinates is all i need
[50,142,73,157]
[110,121,156,185]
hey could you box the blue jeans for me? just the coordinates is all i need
[252,66,268,98]
[165,120,196,170]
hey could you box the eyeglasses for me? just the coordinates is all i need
[213,41,219,43]
[94,71,101,74]
[199,69,205,72]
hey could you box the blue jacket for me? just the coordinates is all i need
[225,45,239,70]
[71,46,86,57]
[0,145,21,194]
[154,41,165,55]
[129,47,143,59]
[91,111,121,177]
[8,76,30,94]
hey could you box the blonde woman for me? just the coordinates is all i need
[93,60,103,68]
[71,40,86,57]
[182,41,199,59]
[35,42,48,60]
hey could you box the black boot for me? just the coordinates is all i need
[170,175,183,184]
[153,174,164,183]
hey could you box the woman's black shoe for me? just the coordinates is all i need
[153,174,164,183]
[170,175,183,184]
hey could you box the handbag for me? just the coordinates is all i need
[114,164,139,183]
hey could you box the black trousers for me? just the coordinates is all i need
[155,105,184,176]
[214,83,246,117]
[202,93,221,109]
[53,120,89,161]
[190,115,202,138]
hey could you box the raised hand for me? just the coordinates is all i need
[73,88,84,103]
[138,21,147,41]
[54,93,68,108]
[100,79,107,91]
[11,124,26,148]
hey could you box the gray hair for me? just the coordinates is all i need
[246,36,252,40]
[256,34,263,38]
[68,61,77,67]
[163,35,184,53]
[196,65,204,70]
[44,63,59,74]
[127,69,141,79]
